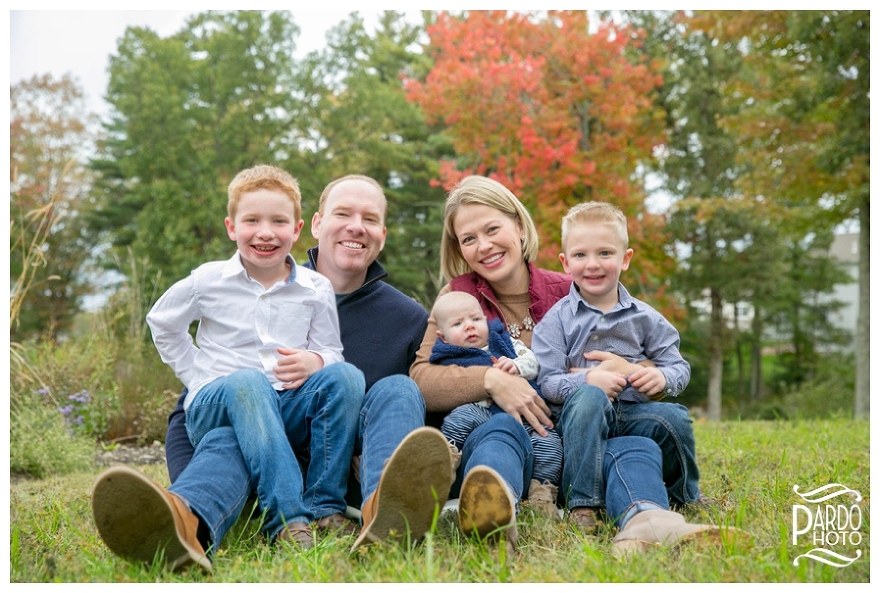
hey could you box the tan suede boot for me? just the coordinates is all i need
[459,465,518,552]
[527,479,561,521]
[611,509,752,560]
[351,427,453,552]
[92,465,211,571]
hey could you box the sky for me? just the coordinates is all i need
[8,5,419,117]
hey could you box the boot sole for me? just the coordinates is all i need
[459,465,515,539]
[92,465,211,571]
[675,525,753,550]
[352,427,453,550]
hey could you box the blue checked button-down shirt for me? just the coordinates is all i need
[532,282,690,404]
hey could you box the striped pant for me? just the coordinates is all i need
[441,403,562,485]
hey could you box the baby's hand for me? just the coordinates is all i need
[628,366,666,397]
[585,369,627,400]
[493,356,520,375]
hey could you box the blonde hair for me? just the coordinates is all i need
[317,174,387,222]
[561,202,629,252]
[227,165,302,221]
[440,176,539,282]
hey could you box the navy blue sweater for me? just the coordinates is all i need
[164,248,429,483]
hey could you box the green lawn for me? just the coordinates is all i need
[10,419,869,583]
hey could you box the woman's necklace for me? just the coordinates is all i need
[507,314,534,339]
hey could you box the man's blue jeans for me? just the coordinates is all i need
[356,375,426,503]
[182,364,364,541]
[558,384,700,509]
[603,436,668,529]
[450,413,534,502]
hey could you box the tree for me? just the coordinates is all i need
[406,10,674,307]
[10,74,97,340]
[89,11,306,293]
[691,10,869,418]
[291,11,450,305]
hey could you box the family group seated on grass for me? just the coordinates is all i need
[91,166,750,572]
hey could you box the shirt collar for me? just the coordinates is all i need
[222,251,305,289]
[566,281,642,314]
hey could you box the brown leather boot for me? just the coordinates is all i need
[351,427,453,552]
[316,513,358,537]
[569,506,602,535]
[92,465,211,571]
[611,509,752,560]
[276,521,315,550]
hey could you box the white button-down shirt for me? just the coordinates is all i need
[146,252,344,409]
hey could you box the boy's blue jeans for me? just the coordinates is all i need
[170,372,424,550]
[603,436,668,528]
[557,384,700,509]
[182,364,364,541]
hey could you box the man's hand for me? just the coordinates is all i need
[274,348,324,389]
[484,368,553,436]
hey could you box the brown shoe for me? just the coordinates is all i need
[91,465,211,572]
[351,427,453,552]
[316,513,358,536]
[276,521,315,550]
[527,479,561,521]
[569,506,601,535]
[611,509,752,560]
[459,465,518,551]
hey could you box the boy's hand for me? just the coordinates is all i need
[584,368,627,400]
[493,356,520,375]
[627,366,667,397]
[274,348,324,389]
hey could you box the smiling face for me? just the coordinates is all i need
[225,188,303,286]
[559,221,633,313]
[434,292,490,349]
[451,203,528,294]
[310,178,387,293]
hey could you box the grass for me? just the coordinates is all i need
[9,419,869,583]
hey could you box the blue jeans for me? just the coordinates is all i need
[356,375,426,503]
[184,364,364,540]
[558,385,700,508]
[603,436,668,528]
[450,413,534,502]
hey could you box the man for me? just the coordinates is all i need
[91,175,453,571]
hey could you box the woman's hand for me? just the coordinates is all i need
[583,350,653,376]
[483,367,553,436]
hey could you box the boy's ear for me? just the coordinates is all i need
[621,248,634,271]
[558,252,570,274]
[435,330,446,342]
[224,217,236,241]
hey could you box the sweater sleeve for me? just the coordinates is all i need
[409,284,491,413]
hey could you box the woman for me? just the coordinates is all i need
[411,176,738,553]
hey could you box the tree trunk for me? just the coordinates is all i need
[854,194,869,419]
[750,305,763,400]
[707,288,724,421]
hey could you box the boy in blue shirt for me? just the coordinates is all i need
[532,202,701,533]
